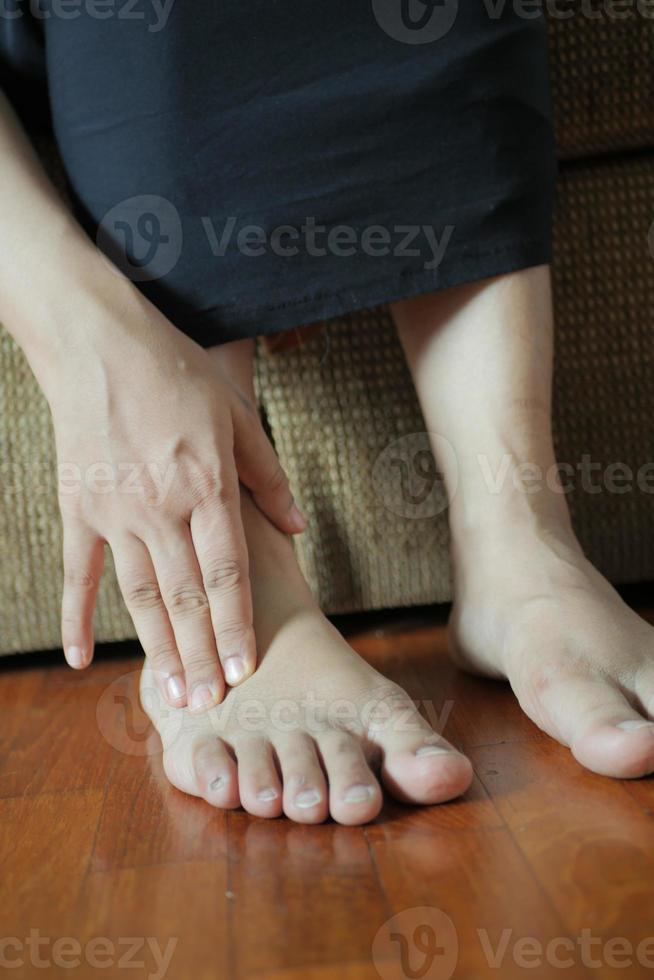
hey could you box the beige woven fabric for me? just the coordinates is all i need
[2,12,654,652]
[2,154,653,651]
[548,10,654,159]
[257,155,654,614]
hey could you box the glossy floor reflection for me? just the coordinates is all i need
[1,600,653,979]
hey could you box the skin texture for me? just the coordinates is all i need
[142,337,473,825]
[0,90,305,711]
[394,266,654,779]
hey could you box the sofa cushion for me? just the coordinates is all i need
[548,7,654,158]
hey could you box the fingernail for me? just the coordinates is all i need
[66,646,85,669]
[165,674,186,703]
[189,684,219,712]
[295,789,321,809]
[288,503,307,532]
[617,720,654,731]
[343,785,375,804]
[224,656,246,686]
[257,788,278,802]
[415,744,451,757]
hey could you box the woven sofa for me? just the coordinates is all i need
[1,10,654,655]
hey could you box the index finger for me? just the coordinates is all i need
[190,482,257,689]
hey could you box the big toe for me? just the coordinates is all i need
[368,688,473,805]
[520,666,654,779]
[572,719,654,779]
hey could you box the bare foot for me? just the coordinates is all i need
[141,492,472,825]
[450,520,654,778]
[394,269,654,780]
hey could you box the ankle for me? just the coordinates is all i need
[448,489,583,578]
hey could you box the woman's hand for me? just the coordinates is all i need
[0,86,304,708]
[49,293,304,711]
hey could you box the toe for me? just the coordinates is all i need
[521,660,654,778]
[552,675,654,779]
[234,736,283,818]
[367,687,472,805]
[317,731,382,826]
[164,734,240,808]
[142,660,240,806]
[274,733,329,824]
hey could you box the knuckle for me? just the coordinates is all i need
[213,479,236,509]
[181,649,218,675]
[61,611,84,629]
[326,733,356,757]
[216,619,250,644]
[143,639,179,666]
[165,584,209,616]
[202,559,243,595]
[63,567,97,592]
[190,469,219,504]
[124,580,163,610]
[262,464,288,497]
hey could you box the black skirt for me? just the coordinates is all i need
[0,2,556,345]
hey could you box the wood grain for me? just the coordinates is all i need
[1,602,653,979]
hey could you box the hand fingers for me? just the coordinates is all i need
[147,523,225,713]
[190,476,257,690]
[232,402,306,535]
[111,533,187,707]
[61,518,104,669]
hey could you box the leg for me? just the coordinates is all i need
[142,337,472,825]
[393,266,654,779]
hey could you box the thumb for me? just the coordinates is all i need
[232,404,306,535]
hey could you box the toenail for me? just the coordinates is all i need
[189,684,218,712]
[415,745,451,757]
[66,646,85,669]
[343,785,375,804]
[166,674,186,703]
[209,775,226,792]
[224,657,246,686]
[257,788,278,802]
[295,789,322,809]
[617,720,654,731]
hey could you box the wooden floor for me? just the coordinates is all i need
[2,601,654,980]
